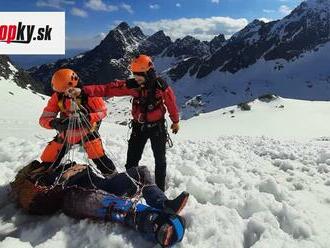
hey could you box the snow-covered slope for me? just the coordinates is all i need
[0,63,49,139]
[180,96,330,140]
[1,69,330,247]
[174,40,330,119]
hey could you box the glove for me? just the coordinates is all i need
[126,78,139,89]
[50,118,69,132]
[171,123,179,134]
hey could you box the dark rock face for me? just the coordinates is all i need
[138,31,172,56]
[0,56,14,80]
[164,36,210,58]
[0,55,43,92]
[168,57,201,81]
[195,0,330,78]
[29,22,145,94]
[28,20,215,95]
[264,1,330,61]
[209,34,226,53]
[238,102,251,111]
[258,94,279,102]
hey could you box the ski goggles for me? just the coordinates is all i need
[133,72,146,77]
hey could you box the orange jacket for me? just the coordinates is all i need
[39,93,107,129]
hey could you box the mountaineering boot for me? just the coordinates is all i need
[156,215,186,247]
[163,191,189,214]
[158,223,174,247]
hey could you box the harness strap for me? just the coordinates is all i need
[57,93,83,114]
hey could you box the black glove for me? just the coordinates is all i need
[50,118,69,132]
[126,78,139,89]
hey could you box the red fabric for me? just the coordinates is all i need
[84,138,105,159]
[40,140,64,162]
[39,93,107,130]
[83,80,179,123]
[87,97,107,124]
[39,93,60,129]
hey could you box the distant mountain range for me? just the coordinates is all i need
[9,49,86,70]
[2,0,330,119]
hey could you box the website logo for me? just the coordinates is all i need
[0,12,65,54]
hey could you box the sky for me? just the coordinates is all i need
[0,0,304,49]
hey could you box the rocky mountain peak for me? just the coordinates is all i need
[210,34,226,53]
[130,26,146,40]
[164,35,210,58]
[138,30,172,56]
[115,21,130,31]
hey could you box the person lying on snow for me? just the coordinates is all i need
[39,163,189,214]
[35,162,189,246]
[67,55,180,192]
[39,68,116,174]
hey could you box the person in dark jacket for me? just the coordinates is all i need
[28,161,189,247]
[67,55,180,191]
[40,163,188,214]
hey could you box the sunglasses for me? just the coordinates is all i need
[133,72,146,77]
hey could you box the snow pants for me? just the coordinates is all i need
[126,120,167,191]
[40,132,115,173]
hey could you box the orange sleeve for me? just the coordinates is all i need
[39,93,60,129]
[87,97,107,124]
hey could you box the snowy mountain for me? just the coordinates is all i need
[0,56,43,93]
[26,0,330,118]
[194,0,330,78]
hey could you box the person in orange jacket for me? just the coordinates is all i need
[67,55,180,191]
[39,68,116,174]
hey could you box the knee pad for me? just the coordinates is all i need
[84,138,105,159]
[40,141,64,162]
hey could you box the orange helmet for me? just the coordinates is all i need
[130,55,154,73]
[51,68,79,93]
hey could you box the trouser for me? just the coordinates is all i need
[125,120,167,191]
[40,133,116,174]
[66,166,168,209]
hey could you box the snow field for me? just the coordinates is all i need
[1,133,330,247]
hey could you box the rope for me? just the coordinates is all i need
[37,98,156,209]
[72,101,97,189]
[77,104,121,167]
[77,105,120,173]
[50,103,79,189]
[126,120,133,143]
[164,120,174,148]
